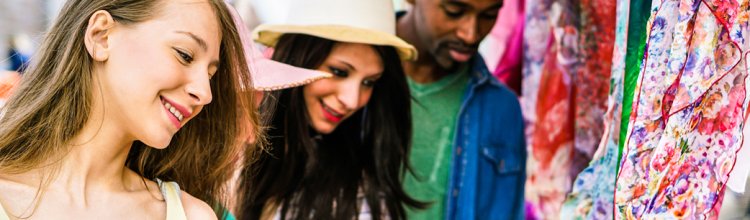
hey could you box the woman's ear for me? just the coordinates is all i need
[84,10,115,61]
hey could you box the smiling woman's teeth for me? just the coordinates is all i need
[164,102,184,121]
[323,105,342,117]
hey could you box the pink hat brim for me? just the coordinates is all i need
[226,2,332,91]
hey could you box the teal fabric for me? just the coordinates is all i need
[618,0,652,171]
[221,209,236,220]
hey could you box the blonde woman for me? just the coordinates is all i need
[0,0,260,219]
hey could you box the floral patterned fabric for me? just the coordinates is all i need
[560,0,656,219]
[558,0,632,218]
[521,0,616,218]
[615,0,750,218]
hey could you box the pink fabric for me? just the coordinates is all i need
[491,0,525,95]
[493,15,524,95]
[521,0,616,218]
[225,2,332,91]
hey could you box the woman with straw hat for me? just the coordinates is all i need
[235,0,426,219]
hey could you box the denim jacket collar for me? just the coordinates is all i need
[468,54,503,89]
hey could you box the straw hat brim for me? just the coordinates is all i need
[253,24,417,61]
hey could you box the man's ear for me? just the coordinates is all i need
[84,10,115,61]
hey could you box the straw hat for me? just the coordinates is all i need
[252,0,417,61]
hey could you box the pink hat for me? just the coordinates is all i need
[226,2,332,91]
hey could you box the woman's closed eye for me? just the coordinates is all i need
[328,66,348,77]
[362,78,378,87]
[174,48,194,64]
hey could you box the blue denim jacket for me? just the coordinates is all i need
[444,55,526,220]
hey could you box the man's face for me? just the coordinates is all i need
[412,0,502,70]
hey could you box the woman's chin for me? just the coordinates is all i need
[140,137,173,149]
[312,121,336,135]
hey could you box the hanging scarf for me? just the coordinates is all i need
[615,0,750,218]
[521,0,616,217]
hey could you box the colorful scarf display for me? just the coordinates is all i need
[559,0,633,218]
[521,0,616,218]
[615,0,750,218]
[561,0,653,218]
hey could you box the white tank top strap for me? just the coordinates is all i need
[0,201,9,220]
[157,178,188,220]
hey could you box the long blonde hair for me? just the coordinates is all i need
[0,0,260,216]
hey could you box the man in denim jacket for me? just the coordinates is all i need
[397,0,526,219]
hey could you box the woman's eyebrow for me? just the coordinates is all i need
[175,31,208,52]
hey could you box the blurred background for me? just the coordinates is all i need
[0,0,409,71]
[0,0,63,71]
[0,0,505,75]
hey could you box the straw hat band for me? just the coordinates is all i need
[253,24,417,61]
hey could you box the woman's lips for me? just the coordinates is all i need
[320,100,343,123]
[161,96,192,129]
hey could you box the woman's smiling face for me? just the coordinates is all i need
[96,0,221,148]
[303,42,383,134]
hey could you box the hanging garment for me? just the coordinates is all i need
[718,122,750,218]
[521,0,616,218]
[559,0,632,219]
[619,0,655,170]
[491,0,525,95]
[560,0,655,219]
[615,0,750,218]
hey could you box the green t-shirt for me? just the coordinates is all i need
[404,67,470,220]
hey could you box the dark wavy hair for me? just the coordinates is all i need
[238,34,425,220]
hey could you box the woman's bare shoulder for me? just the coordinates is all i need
[180,190,218,220]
